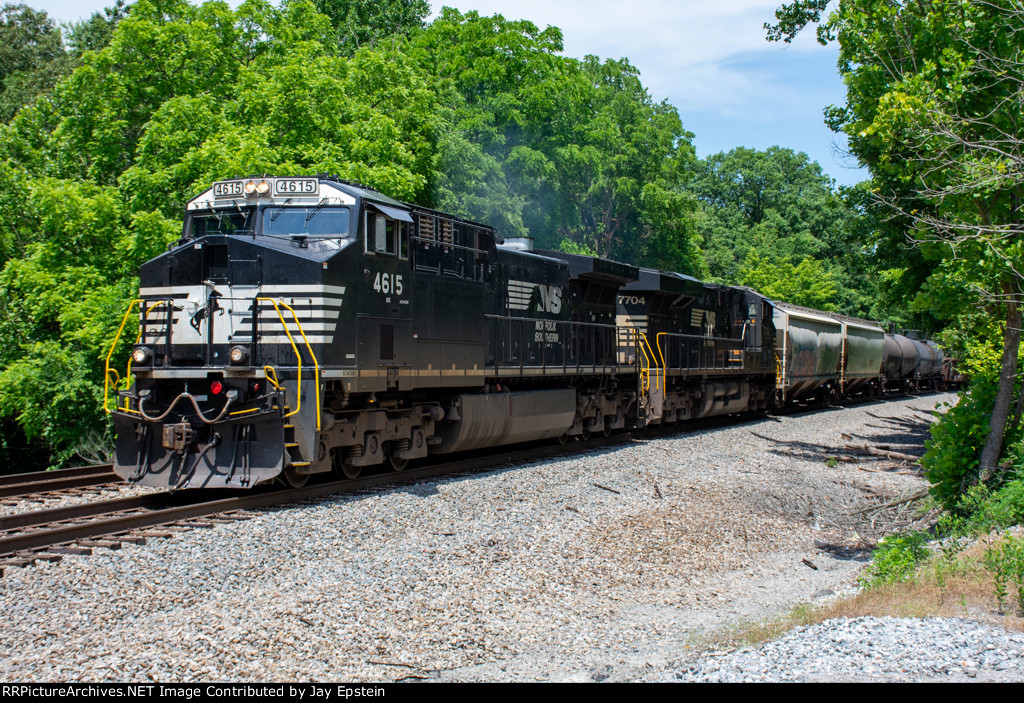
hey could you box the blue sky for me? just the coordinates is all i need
[30,0,869,187]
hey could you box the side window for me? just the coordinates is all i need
[365,213,398,256]
[375,215,389,253]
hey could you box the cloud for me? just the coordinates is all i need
[436,0,838,117]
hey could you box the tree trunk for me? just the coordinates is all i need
[978,279,1022,483]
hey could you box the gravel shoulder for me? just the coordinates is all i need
[4,392,1019,683]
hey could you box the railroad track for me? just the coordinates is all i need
[0,432,648,574]
[0,392,946,575]
[0,464,118,501]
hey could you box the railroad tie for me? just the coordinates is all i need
[137,530,177,538]
[113,535,147,546]
[46,546,92,555]
[83,540,123,550]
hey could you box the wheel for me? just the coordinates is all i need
[580,428,591,441]
[331,449,363,480]
[602,424,612,437]
[282,465,310,488]
[387,447,409,472]
[558,433,569,444]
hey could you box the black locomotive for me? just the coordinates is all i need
[105,176,933,490]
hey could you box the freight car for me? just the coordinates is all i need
[104,175,942,490]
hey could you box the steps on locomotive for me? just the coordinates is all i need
[281,417,310,468]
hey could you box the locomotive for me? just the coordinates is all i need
[105,175,945,490]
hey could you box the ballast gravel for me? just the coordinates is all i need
[675,616,1024,682]
[0,483,162,519]
[0,392,1020,683]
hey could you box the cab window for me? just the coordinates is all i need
[262,205,350,237]
[365,213,408,258]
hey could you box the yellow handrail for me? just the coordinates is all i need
[104,299,141,413]
[257,298,321,431]
[103,297,321,432]
[636,330,660,392]
[104,299,171,413]
[634,329,650,393]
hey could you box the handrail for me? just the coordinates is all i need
[277,298,322,432]
[634,329,650,393]
[104,299,141,413]
[103,299,168,413]
[257,298,321,431]
[655,332,668,390]
[263,365,281,390]
[637,330,661,392]
[104,296,321,432]
[125,300,169,387]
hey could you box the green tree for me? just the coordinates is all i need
[767,0,1024,488]
[739,252,839,310]
[0,4,73,122]
[413,9,704,274]
[312,0,428,54]
[0,0,442,464]
[65,0,133,57]
[689,146,875,315]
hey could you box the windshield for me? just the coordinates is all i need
[188,208,254,237]
[262,205,351,238]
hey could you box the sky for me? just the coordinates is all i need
[29,0,869,187]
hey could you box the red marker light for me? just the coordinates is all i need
[211,381,223,395]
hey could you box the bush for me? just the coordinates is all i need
[922,379,1001,509]
[983,534,1024,615]
[859,531,930,587]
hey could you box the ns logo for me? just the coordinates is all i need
[507,279,563,314]
[536,284,563,314]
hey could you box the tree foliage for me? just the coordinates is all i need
[688,146,882,315]
[65,0,132,57]
[412,9,704,274]
[0,1,709,464]
[0,4,74,122]
[767,0,1024,494]
[312,0,428,54]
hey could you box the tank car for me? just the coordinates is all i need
[106,176,783,490]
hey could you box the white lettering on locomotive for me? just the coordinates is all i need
[533,319,560,343]
[372,272,403,296]
[537,284,562,314]
[617,295,647,306]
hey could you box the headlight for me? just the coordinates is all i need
[243,180,270,196]
[132,346,152,364]
[229,345,249,364]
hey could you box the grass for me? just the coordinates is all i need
[703,531,1024,653]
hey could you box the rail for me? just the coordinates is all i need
[103,299,169,414]
[104,296,321,431]
[256,298,321,431]
[651,330,746,372]
[635,329,666,393]
[485,315,632,374]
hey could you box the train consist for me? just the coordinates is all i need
[105,176,949,490]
